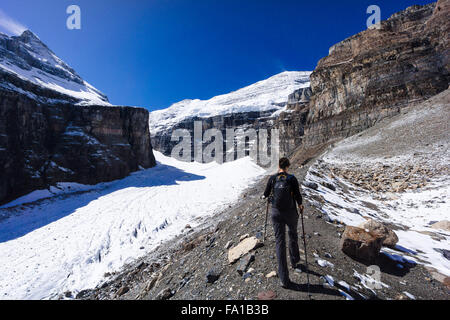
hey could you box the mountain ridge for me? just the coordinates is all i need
[149,71,311,135]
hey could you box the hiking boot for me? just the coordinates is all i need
[291,262,305,272]
[293,263,307,269]
[280,280,292,289]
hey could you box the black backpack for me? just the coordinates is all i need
[272,174,294,210]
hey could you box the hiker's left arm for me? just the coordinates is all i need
[292,176,303,206]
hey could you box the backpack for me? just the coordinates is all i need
[272,174,294,210]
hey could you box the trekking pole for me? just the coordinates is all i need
[263,200,269,242]
[299,205,311,299]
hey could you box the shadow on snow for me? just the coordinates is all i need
[0,161,205,243]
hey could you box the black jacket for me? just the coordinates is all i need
[263,172,303,208]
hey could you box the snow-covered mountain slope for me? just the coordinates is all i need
[0,30,110,106]
[0,151,265,299]
[149,71,311,134]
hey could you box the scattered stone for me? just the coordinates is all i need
[316,258,334,268]
[395,293,408,300]
[339,226,384,263]
[321,182,336,191]
[243,272,252,281]
[224,241,233,250]
[185,224,192,229]
[206,236,216,248]
[75,290,91,299]
[182,235,204,252]
[258,290,277,300]
[430,220,450,232]
[433,248,450,261]
[145,275,159,292]
[228,237,263,264]
[206,268,222,284]
[115,286,129,297]
[156,288,174,300]
[239,234,250,242]
[358,219,398,248]
[403,291,416,300]
[304,182,318,190]
[266,271,277,278]
[236,253,255,276]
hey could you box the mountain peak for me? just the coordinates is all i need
[0,29,110,106]
[20,29,41,40]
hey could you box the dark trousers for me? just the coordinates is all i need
[271,206,301,284]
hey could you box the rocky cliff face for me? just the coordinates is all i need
[152,110,276,163]
[0,87,156,205]
[277,87,312,154]
[0,31,156,205]
[277,0,449,154]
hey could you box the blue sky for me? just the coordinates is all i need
[0,0,434,110]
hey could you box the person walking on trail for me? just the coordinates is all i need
[262,157,304,288]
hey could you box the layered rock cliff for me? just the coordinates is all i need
[278,0,449,154]
[0,31,156,205]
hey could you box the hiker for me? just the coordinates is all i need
[262,157,304,288]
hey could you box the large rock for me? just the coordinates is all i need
[339,226,385,263]
[227,236,263,264]
[358,219,398,248]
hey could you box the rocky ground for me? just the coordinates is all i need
[73,91,450,301]
[74,109,450,300]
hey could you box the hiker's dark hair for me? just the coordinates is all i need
[279,157,290,170]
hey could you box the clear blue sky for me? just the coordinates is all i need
[0,0,434,110]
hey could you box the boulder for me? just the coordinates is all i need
[228,236,263,264]
[339,226,385,263]
[358,219,398,248]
